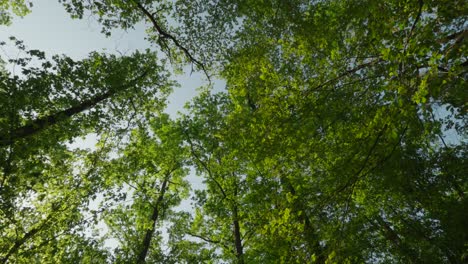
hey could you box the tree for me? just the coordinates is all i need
[58,0,209,75]
[176,91,329,263]
[178,91,249,264]
[0,36,173,262]
[99,114,190,263]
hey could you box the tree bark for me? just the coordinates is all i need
[282,177,327,263]
[0,72,147,147]
[136,177,168,264]
[232,205,244,264]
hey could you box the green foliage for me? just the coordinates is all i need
[0,36,173,262]
[1,0,466,263]
[100,114,190,263]
[0,0,31,25]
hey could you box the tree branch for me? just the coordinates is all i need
[404,0,424,51]
[183,130,228,199]
[303,59,381,96]
[186,232,233,254]
[133,1,210,81]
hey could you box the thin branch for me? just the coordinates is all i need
[303,59,381,97]
[334,125,388,195]
[186,232,233,254]
[436,29,468,44]
[186,232,221,245]
[1,224,43,263]
[133,1,211,81]
[404,0,424,51]
[0,201,70,263]
[183,130,228,199]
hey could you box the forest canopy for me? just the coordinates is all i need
[0,0,467,263]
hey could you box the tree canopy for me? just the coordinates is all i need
[0,0,466,263]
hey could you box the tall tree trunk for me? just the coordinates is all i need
[232,205,244,264]
[281,177,327,263]
[136,177,168,264]
[231,183,244,264]
[0,72,147,147]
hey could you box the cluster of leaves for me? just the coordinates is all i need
[0,0,31,25]
[1,0,467,263]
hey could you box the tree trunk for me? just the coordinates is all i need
[232,205,244,264]
[0,72,147,147]
[136,177,168,264]
[282,177,327,263]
